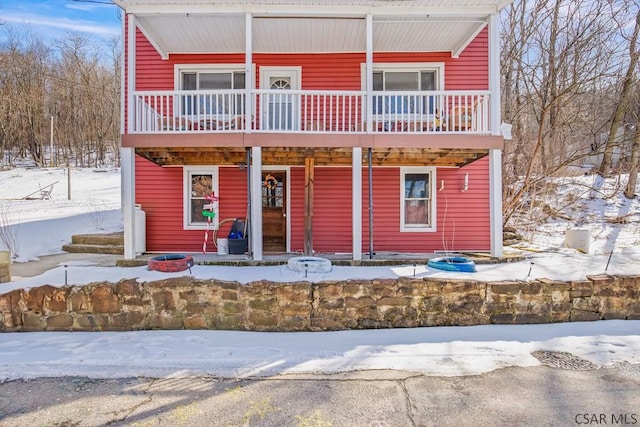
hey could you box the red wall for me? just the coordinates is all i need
[289,159,490,254]
[131,28,488,93]
[135,157,249,252]
[137,156,490,253]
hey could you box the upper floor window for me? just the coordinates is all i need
[181,71,245,91]
[373,70,436,91]
[178,67,245,116]
[367,63,443,116]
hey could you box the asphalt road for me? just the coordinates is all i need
[1,364,639,427]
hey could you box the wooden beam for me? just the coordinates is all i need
[304,148,314,256]
[135,146,489,168]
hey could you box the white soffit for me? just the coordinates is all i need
[136,15,487,55]
[137,15,246,54]
[253,18,366,53]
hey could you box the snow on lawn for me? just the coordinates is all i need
[0,166,122,262]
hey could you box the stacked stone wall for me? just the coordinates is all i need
[1,275,639,332]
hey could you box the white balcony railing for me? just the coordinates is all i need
[131,90,491,135]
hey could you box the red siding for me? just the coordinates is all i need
[287,159,491,254]
[359,159,491,253]
[135,156,249,252]
[137,157,491,254]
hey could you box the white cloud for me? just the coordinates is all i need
[3,13,119,37]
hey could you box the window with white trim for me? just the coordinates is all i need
[177,66,246,116]
[183,167,219,230]
[362,63,444,127]
[400,167,436,232]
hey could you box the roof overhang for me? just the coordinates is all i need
[112,1,514,58]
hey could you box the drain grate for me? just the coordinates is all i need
[531,351,599,370]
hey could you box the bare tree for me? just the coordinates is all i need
[599,9,640,176]
[624,104,640,198]
[0,24,121,168]
[500,0,634,224]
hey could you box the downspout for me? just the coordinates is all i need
[368,148,374,259]
[366,14,374,259]
[246,148,251,255]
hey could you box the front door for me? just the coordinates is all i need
[262,171,287,252]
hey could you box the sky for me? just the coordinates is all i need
[0,0,121,43]
[0,166,639,381]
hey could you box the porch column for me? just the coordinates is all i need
[245,13,252,133]
[489,12,504,258]
[352,147,362,261]
[122,14,137,260]
[122,148,136,259]
[304,149,315,256]
[250,146,263,260]
[365,14,373,133]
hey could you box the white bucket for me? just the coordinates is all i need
[217,238,229,255]
[565,229,591,254]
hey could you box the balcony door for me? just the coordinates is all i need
[260,67,301,131]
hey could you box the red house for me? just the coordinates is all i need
[114,0,512,262]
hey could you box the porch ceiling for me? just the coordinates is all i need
[135,146,488,167]
[114,1,514,58]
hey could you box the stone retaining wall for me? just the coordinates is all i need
[1,275,639,332]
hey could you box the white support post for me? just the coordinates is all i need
[488,13,503,258]
[250,147,263,261]
[365,14,373,133]
[352,147,362,261]
[122,147,136,259]
[123,14,137,260]
[489,149,503,257]
[489,13,501,136]
[245,13,253,133]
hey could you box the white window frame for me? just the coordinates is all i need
[183,166,219,230]
[400,166,437,232]
[360,62,445,91]
[174,64,250,91]
[361,63,445,125]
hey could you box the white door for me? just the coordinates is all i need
[260,67,301,131]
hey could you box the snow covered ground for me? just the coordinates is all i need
[0,166,639,380]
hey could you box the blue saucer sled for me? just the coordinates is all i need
[427,256,477,273]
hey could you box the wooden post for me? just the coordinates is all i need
[304,149,314,255]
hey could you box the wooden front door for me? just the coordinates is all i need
[262,171,287,252]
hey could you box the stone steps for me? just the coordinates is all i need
[62,232,124,255]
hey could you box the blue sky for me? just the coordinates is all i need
[1,0,121,42]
